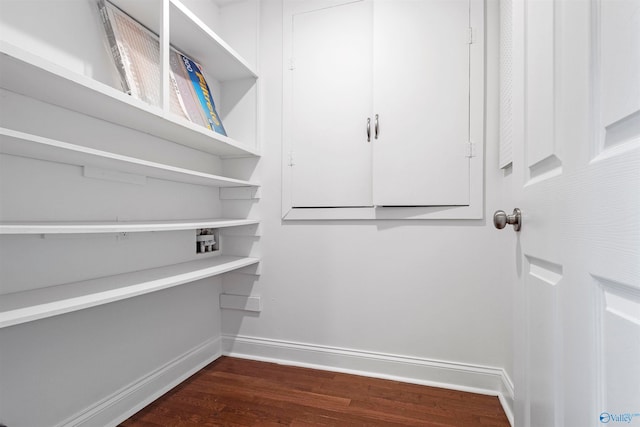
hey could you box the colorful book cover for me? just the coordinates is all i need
[179,54,227,136]
[170,48,207,127]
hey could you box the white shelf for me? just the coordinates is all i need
[168,0,258,80]
[0,218,259,235]
[0,256,260,328]
[0,42,259,158]
[109,0,258,81]
[0,128,259,188]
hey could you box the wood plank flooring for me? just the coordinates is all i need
[119,357,510,427]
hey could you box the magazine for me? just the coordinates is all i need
[98,0,161,108]
[169,48,207,127]
[176,53,226,136]
[97,0,226,135]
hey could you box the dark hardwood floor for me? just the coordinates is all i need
[119,357,510,426]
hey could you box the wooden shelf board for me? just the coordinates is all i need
[0,42,260,158]
[0,256,260,328]
[0,218,259,235]
[0,128,259,188]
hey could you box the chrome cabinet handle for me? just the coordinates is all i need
[367,117,371,142]
[493,208,522,231]
[374,114,379,139]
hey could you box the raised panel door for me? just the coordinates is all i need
[510,1,640,425]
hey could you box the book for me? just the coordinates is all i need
[175,53,227,136]
[169,48,207,127]
[97,0,161,108]
[97,0,226,135]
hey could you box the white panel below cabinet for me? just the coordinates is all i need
[0,256,260,329]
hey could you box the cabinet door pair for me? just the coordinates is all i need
[289,0,474,208]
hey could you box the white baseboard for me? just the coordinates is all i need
[58,337,222,427]
[498,369,515,426]
[53,334,515,427]
[223,334,514,426]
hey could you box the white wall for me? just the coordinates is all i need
[222,0,513,402]
[0,279,222,426]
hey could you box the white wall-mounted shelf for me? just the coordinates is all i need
[109,0,258,81]
[0,218,259,235]
[0,256,260,329]
[0,128,259,188]
[0,42,259,158]
[0,0,262,423]
[168,0,258,80]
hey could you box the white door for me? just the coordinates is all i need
[372,0,471,206]
[508,1,640,426]
[290,0,373,207]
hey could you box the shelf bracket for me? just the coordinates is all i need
[83,166,147,186]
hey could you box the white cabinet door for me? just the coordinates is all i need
[290,0,373,207]
[372,0,471,206]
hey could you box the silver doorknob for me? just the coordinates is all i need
[493,208,522,231]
